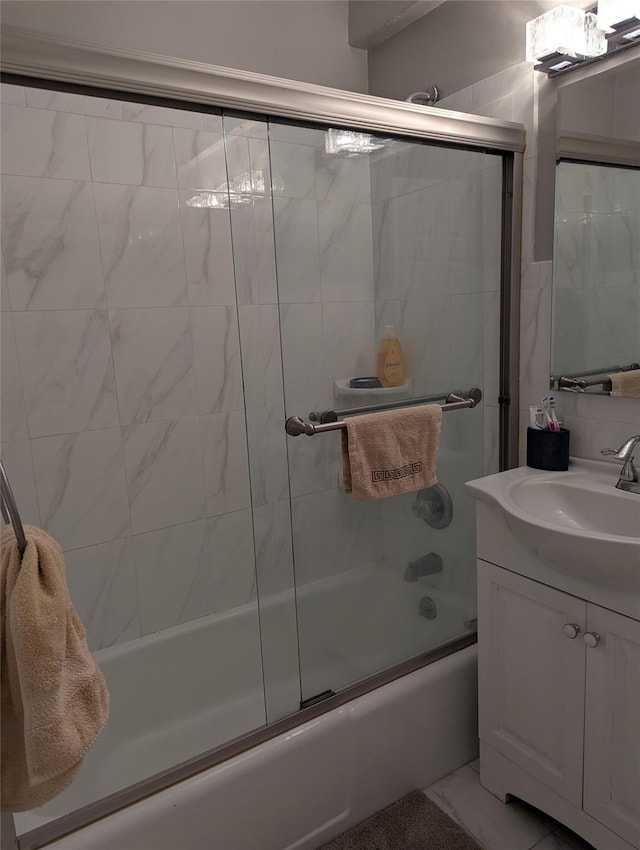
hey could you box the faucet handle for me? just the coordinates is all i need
[601,448,618,456]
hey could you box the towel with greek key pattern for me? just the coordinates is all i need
[341,403,442,501]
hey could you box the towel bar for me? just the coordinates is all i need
[285,389,482,437]
[0,460,27,556]
[309,387,482,424]
[553,362,639,391]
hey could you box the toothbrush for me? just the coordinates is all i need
[542,396,559,431]
[548,397,560,432]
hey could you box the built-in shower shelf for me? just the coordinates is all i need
[333,379,413,404]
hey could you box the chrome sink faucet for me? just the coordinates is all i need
[601,435,640,494]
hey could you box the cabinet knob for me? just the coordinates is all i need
[563,623,581,639]
[583,631,600,648]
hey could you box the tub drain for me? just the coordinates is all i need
[419,596,437,620]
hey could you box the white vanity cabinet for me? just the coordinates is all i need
[478,559,640,850]
[583,603,640,847]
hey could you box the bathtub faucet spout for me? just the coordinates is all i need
[404,552,443,581]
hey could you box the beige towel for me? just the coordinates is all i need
[341,404,442,502]
[1,525,109,812]
[609,369,640,398]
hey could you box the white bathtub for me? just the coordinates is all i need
[294,565,476,697]
[17,567,479,849]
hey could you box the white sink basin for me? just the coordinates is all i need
[466,459,640,589]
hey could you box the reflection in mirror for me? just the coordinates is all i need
[551,159,640,397]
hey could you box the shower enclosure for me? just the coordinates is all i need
[0,27,522,850]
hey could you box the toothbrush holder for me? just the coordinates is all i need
[526,427,570,471]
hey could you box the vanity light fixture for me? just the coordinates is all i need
[526,1,640,75]
[597,0,640,45]
[526,5,607,74]
[324,128,385,155]
[597,0,640,30]
[186,168,286,208]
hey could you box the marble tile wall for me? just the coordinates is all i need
[269,122,385,585]
[367,139,503,598]
[270,125,501,601]
[440,62,640,465]
[0,85,507,664]
[0,84,260,652]
[552,161,639,376]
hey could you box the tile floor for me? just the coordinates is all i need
[423,760,597,850]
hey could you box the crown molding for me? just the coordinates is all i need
[0,25,525,152]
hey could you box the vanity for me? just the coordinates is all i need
[466,459,640,850]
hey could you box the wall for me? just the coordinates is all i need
[0,79,502,679]
[556,58,640,142]
[267,123,502,606]
[0,83,260,652]
[1,75,507,638]
[348,0,445,49]
[0,0,368,93]
[367,0,639,462]
[552,161,640,377]
[369,139,501,597]
[437,59,640,463]
[367,0,566,102]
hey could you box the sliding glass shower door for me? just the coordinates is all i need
[1,74,510,845]
[268,120,504,704]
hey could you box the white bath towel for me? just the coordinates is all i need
[1,525,109,812]
[609,369,640,398]
[341,404,442,501]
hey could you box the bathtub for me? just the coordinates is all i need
[17,566,479,850]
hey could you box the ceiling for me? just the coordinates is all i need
[348,0,445,49]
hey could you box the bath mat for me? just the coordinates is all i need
[317,790,483,850]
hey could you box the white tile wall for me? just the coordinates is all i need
[0,88,268,655]
[199,411,251,516]
[122,418,206,534]
[553,162,640,377]
[318,200,374,302]
[439,62,640,459]
[1,176,105,310]
[1,311,29,441]
[179,191,236,306]
[94,183,188,308]
[0,85,505,662]
[0,439,40,527]
[270,129,501,610]
[0,104,91,179]
[65,537,141,650]
[272,197,322,303]
[31,427,131,551]
[368,138,502,598]
[110,307,198,424]
[14,309,119,437]
[133,519,213,634]
[86,117,177,187]
[173,128,226,190]
[190,305,244,414]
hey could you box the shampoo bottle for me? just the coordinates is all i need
[376,325,405,388]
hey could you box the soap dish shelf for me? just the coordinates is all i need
[333,379,413,404]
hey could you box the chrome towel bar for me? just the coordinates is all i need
[0,460,27,556]
[285,388,482,437]
[553,362,639,391]
[309,387,482,424]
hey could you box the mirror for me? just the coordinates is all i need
[549,57,640,398]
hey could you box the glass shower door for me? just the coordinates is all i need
[1,89,271,836]
[268,120,504,703]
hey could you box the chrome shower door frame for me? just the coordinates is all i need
[1,25,524,849]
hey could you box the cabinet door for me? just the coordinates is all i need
[583,604,640,848]
[478,561,586,807]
